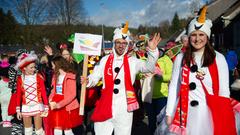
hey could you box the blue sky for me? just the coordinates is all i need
[84,0,208,28]
[84,0,150,16]
[1,0,208,28]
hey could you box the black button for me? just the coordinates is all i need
[190,100,199,107]
[189,82,196,90]
[144,53,148,58]
[190,65,198,72]
[114,67,120,73]
[136,41,144,47]
[113,88,119,94]
[114,79,121,85]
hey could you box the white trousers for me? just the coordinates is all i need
[94,112,133,135]
[0,92,12,121]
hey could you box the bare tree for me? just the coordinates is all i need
[189,0,201,16]
[14,0,48,25]
[47,0,86,25]
[1,0,49,48]
[159,20,171,38]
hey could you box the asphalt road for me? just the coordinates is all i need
[0,116,150,135]
[0,126,11,135]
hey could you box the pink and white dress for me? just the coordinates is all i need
[21,74,44,116]
[16,74,48,117]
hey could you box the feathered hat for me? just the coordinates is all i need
[14,51,38,70]
[0,60,10,68]
[16,49,28,58]
[113,21,131,42]
[56,43,68,50]
[135,34,149,48]
[188,5,212,38]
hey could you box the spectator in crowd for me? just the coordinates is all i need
[0,57,13,127]
[181,34,189,53]
[225,47,238,86]
[144,48,173,135]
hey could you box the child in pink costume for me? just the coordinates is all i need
[49,56,83,135]
[0,57,13,127]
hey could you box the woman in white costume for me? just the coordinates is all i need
[165,6,237,135]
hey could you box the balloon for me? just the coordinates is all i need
[68,34,75,43]
[72,53,84,64]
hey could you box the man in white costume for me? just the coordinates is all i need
[83,21,160,135]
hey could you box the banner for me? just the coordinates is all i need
[73,33,102,56]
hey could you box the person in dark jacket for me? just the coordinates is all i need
[225,48,238,86]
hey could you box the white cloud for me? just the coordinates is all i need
[90,0,205,28]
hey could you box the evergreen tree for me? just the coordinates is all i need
[5,10,20,43]
[137,25,146,34]
[0,8,5,43]
[0,9,20,44]
[171,12,181,34]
